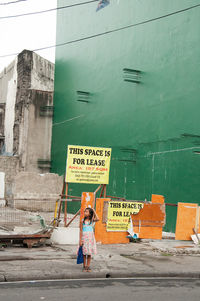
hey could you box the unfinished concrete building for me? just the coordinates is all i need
[0,50,61,205]
[0,49,54,170]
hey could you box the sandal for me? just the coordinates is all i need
[82,266,87,272]
[86,267,91,272]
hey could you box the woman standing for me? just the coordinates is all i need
[79,207,99,272]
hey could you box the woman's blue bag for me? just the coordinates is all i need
[77,246,84,264]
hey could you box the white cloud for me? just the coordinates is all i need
[0,0,57,71]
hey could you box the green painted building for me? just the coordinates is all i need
[51,0,200,232]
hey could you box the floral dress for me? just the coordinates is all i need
[82,220,97,256]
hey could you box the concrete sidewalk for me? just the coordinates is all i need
[0,240,200,282]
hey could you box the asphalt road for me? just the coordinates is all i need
[0,278,199,301]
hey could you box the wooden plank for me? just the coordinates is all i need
[103,185,107,198]
[0,234,50,239]
[64,183,68,227]
[102,201,109,223]
[66,209,81,227]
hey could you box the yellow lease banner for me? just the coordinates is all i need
[107,201,144,232]
[65,145,112,184]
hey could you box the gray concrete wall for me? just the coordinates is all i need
[0,104,5,135]
[0,59,17,105]
[0,158,63,212]
[13,172,63,211]
[0,50,54,173]
[31,52,54,91]
[0,156,20,201]
[14,50,32,157]
[0,50,55,204]
[0,59,18,155]
[0,104,5,152]
[15,50,54,172]
[24,90,53,172]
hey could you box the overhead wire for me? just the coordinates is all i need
[0,0,59,5]
[0,2,200,58]
[0,0,98,19]
[0,0,28,5]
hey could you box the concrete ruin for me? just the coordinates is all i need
[12,172,63,212]
[0,50,54,169]
[0,50,62,213]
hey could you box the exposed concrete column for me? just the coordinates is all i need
[4,58,18,155]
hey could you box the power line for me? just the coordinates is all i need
[0,0,27,5]
[0,2,200,58]
[0,0,64,5]
[0,0,98,19]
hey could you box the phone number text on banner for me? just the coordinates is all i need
[65,145,112,184]
[107,201,144,232]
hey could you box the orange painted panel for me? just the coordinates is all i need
[133,225,163,240]
[80,192,94,222]
[131,203,166,240]
[95,198,129,244]
[175,203,200,241]
[151,194,165,204]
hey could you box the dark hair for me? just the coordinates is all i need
[83,207,94,224]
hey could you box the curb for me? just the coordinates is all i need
[108,271,200,279]
[1,270,200,282]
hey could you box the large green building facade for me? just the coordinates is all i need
[51,0,200,232]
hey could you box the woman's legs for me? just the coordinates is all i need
[87,255,91,269]
[83,255,87,269]
[82,255,92,271]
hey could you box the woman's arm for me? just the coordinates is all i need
[79,221,83,246]
[92,208,100,222]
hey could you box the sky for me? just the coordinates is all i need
[0,0,57,72]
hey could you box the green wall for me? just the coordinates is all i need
[52,0,200,232]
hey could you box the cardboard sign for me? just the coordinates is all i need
[65,145,112,184]
[106,201,144,232]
